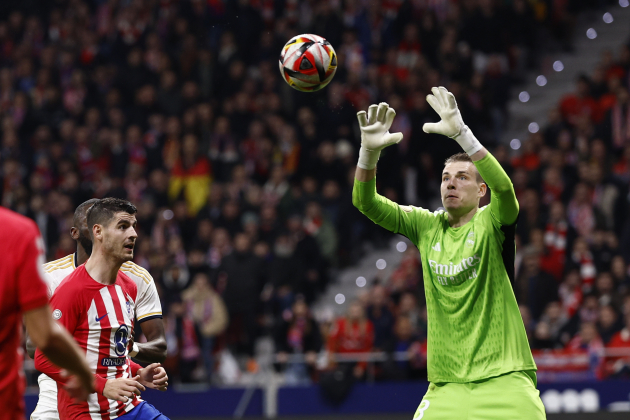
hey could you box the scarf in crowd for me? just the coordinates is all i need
[181,316,201,361]
[559,283,582,318]
[572,250,596,292]
[542,221,567,281]
[612,103,630,149]
[287,317,307,352]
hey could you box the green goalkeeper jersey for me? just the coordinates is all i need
[353,153,536,383]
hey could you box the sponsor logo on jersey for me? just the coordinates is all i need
[428,254,481,286]
[101,357,127,367]
[114,324,130,356]
[53,309,62,320]
[96,313,108,322]
[432,242,441,252]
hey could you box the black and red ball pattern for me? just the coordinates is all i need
[279,34,337,92]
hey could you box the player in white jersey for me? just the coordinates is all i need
[28,199,166,420]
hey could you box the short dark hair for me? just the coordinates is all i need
[73,198,99,226]
[86,198,137,234]
[444,152,484,183]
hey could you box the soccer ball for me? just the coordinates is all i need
[279,34,337,92]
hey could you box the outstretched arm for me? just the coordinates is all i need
[474,152,519,225]
[353,103,423,240]
[423,87,518,225]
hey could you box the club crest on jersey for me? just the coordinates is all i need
[465,231,475,248]
[125,294,135,318]
[114,324,130,356]
[53,309,62,320]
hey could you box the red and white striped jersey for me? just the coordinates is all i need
[43,254,162,322]
[35,264,141,420]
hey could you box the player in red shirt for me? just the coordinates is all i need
[0,207,94,420]
[35,198,169,420]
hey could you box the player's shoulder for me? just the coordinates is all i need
[400,205,446,218]
[44,254,75,273]
[51,266,89,302]
[0,207,38,232]
[0,207,40,243]
[120,261,154,286]
[477,204,508,228]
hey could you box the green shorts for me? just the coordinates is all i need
[413,371,546,420]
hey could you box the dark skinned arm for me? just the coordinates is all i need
[131,318,167,363]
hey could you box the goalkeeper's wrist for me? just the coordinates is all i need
[357,146,380,170]
[450,125,482,156]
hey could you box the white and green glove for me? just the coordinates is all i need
[422,86,482,156]
[356,102,404,170]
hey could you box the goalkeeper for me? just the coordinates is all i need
[353,87,546,419]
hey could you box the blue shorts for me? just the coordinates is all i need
[126,402,170,420]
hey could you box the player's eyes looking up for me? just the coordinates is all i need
[442,173,469,182]
[116,220,137,230]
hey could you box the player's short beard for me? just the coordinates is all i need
[77,232,93,256]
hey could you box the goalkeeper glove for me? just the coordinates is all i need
[422,86,482,156]
[356,102,404,170]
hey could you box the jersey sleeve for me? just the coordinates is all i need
[48,281,83,341]
[129,359,142,376]
[134,270,163,323]
[352,177,438,245]
[17,226,49,313]
[34,349,67,385]
[35,282,84,385]
[42,271,62,298]
[473,153,519,227]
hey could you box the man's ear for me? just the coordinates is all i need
[92,224,102,241]
[70,227,79,240]
[478,182,487,198]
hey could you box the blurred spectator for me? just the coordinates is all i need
[532,321,555,350]
[515,246,558,321]
[383,316,426,380]
[569,236,596,291]
[597,304,623,345]
[366,284,395,351]
[273,298,322,385]
[606,311,630,378]
[168,134,212,216]
[558,294,600,347]
[181,273,229,384]
[560,75,599,126]
[220,233,264,361]
[387,248,421,299]
[397,292,426,339]
[540,201,570,281]
[327,301,374,380]
[539,301,568,347]
[565,322,605,379]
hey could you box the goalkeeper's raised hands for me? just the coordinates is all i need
[423,86,483,157]
[356,102,403,170]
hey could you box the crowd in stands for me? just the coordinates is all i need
[1,0,628,385]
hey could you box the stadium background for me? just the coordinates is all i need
[1,0,629,417]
